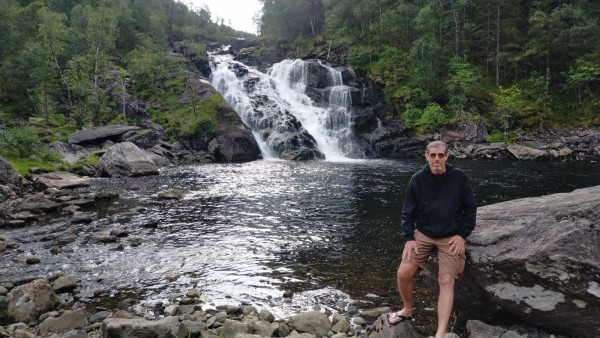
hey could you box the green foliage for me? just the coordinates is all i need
[168,94,226,137]
[0,126,43,158]
[402,108,422,129]
[347,45,378,76]
[418,103,447,133]
[486,130,517,144]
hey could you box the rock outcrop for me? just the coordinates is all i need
[456,185,600,337]
[68,125,141,145]
[95,142,159,177]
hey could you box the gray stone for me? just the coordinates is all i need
[359,307,392,321]
[96,142,159,177]
[52,275,78,293]
[178,320,207,338]
[288,311,332,337]
[71,212,93,224]
[164,304,179,316]
[456,185,600,337]
[466,320,507,338]
[39,309,88,334]
[68,125,140,145]
[361,314,420,338]
[222,319,252,337]
[31,172,90,190]
[0,156,22,192]
[102,316,179,338]
[89,310,111,324]
[257,309,275,323]
[441,121,489,143]
[507,144,550,160]
[7,279,60,323]
[331,316,350,334]
[15,194,60,213]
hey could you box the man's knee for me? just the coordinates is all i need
[397,264,417,281]
[438,274,455,288]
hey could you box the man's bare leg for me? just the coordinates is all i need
[435,274,455,338]
[395,263,419,318]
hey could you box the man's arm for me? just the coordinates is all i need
[457,175,477,239]
[401,181,418,241]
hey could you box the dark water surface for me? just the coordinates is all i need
[1,159,599,328]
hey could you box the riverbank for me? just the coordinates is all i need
[0,277,565,338]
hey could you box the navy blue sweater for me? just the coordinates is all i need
[401,164,477,241]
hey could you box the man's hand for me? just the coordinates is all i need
[448,235,466,256]
[402,240,419,261]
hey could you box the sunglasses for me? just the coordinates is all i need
[428,153,447,159]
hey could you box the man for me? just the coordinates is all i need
[388,140,477,338]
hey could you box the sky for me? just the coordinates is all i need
[183,0,263,34]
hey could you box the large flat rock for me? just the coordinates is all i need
[456,185,600,337]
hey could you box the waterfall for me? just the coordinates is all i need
[209,54,363,161]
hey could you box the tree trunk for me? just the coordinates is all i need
[496,5,500,87]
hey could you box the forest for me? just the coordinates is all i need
[1,0,599,169]
[259,0,600,138]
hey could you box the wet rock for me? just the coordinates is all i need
[62,205,81,214]
[16,194,60,213]
[208,126,261,163]
[177,320,207,338]
[456,185,600,337]
[466,320,517,338]
[25,256,41,264]
[68,125,141,145]
[71,212,93,224]
[164,304,179,316]
[39,309,87,335]
[186,289,201,298]
[331,313,350,334]
[109,228,129,237]
[31,172,90,190]
[157,189,187,200]
[94,191,119,201]
[223,319,253,336]
[98,235,117,243]
[7,279,60,324]
[52,275,78,293]
[11,211,36,221]
[288,311,332,337]
[96,142,159,177]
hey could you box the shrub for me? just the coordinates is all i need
[0,126,43,158]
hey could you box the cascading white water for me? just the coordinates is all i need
[209,54,363,160]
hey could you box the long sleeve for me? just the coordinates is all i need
[457,175,477,239]
[401,180,418,241]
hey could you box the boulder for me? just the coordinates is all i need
[208,127,261,162]
[507,144,550,160]
[0,156,22,202]
[0,156,22,189]
[456,185,600,337]
[31,172,90,190]
[68,125,140,145]
[288,311,332,337]
[39,309,87,335]
[360,314,420,338]
[96,142,159,177]
[52,275,78,293]
[102,316,179,338]
[7,279,60,324]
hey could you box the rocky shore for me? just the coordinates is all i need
[0,276,566,338]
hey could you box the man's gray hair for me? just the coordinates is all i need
[426,141,448,153]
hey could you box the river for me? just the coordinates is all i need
[1,158,599,334]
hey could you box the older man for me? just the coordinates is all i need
[389,141,477,338]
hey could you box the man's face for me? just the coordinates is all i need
[425,146,448,174]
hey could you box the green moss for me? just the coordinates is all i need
[6,157,58,178]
